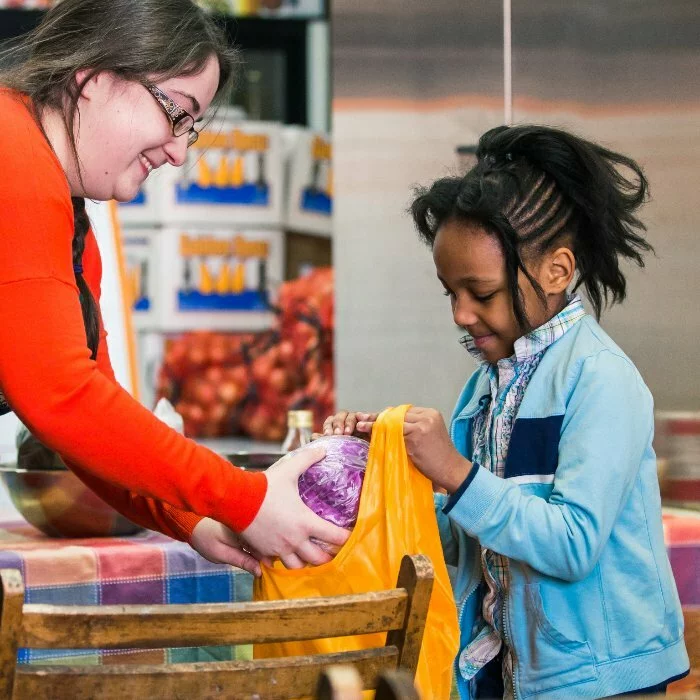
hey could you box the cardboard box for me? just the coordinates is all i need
[117,184,160,227]
[153,227,283,332]
[285,129,333,237]
[122,229,158,330]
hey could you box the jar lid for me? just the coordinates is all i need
[288,410,314,429]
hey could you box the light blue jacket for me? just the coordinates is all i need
[437,316,689,699]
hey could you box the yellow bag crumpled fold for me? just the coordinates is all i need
[254,405,460,698]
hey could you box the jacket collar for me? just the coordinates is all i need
[453,369,491,421]
[459,295,586,365]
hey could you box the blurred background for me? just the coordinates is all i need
[334,0,699,415]
[0,3,696,682]
[0,0,698,508]
[332,0,700,513]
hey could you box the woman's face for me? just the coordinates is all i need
[71,54,220,202]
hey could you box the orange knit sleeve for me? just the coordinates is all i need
[61,230,204,541]
[0,91,267,535]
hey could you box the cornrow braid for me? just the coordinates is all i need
[71,197,99,359]
[505,173,573,243]
[410,124,652,328]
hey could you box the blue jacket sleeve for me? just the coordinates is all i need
[434,492,460,566]
[445,350,654,582]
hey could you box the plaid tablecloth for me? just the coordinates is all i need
[0,519,254,665]
[0,508,697,666]
[662,507,700,605]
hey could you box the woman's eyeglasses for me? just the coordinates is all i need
[144,84,199,148]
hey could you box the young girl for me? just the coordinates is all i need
[326,125,689,698]
[0,0,347,575]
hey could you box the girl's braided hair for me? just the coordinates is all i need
[411,125,653,329]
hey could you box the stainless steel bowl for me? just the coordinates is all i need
[225,452,286,471]
[0,450,286,538]
[0,466,143,538]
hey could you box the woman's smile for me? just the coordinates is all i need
[138,152,155,177]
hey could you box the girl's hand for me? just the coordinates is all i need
[321,410,378,438]
[240,447,351,569]
[190,518,270,578]
[404,407,473,492]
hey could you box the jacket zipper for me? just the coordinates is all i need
[489,358,518,697]
[454,542,484,699]
[455,577,480,699]
[451,385,489,699]
[454,594,466,697]
[502,559,518,699]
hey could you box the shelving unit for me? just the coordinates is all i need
[0,8,329,130]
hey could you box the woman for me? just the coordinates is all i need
[0,0,347,574]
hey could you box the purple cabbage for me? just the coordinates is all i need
[296,435,369,528]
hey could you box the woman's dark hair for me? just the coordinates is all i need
[71,197,100,358]
[1,0,239,359]
[411,125,653,328]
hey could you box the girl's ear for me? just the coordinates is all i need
[545,246,576,295]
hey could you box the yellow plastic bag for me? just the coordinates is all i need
[254,405,459,699]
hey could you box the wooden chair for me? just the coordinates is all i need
[315,666,420,700]
[0,554,433,700]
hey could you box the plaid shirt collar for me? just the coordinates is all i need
[460,295,586,364]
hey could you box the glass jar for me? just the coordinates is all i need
[281,410,314,452]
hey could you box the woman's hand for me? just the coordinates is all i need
[404,407,473,492]
[240,447,351,569]
[321,410,379,438]
[190,517,270,577]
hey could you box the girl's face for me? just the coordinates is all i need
[69,54,220,201]
[433,218,571,363]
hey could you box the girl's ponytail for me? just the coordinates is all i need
[476,125,653,317]
[71,197,99,360]
[411,124,654,323]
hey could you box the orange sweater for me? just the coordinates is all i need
[0,90,267,541]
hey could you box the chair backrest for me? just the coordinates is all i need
[0,554,433,699]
